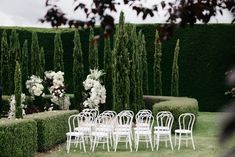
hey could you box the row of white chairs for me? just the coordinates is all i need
[65,109,195,153]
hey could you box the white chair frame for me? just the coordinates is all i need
[174,113,196,150]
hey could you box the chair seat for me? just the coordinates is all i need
[175,129,191,134]
[92,131,109,137]
[154,130,170,135]
[113,131,130,136]
[134,130,151,135]
[154,126,169,131]
[75,127,91,132]
[66,131,84,136]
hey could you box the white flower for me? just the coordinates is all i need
[8,93,27,118]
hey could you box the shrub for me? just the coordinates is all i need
[0,119,37,157]
[152,96,198,130]
[26,110,78,152]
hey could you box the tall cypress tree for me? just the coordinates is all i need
[14,61,22,118]
[171,39,180,96]
[22,40,29,93]
[31,32,40,75]
[104,37,113,110]
[112,11,130,112]
[73,30,84,110]
[136,31,144,110]
[9,30,20,94]
[0,30,10,94]
[153,30,163,95]
[89,28,98,69]
[129,26,138,113]
[38,47,45,78]
[141,34,149,95]
[54,33,64,72]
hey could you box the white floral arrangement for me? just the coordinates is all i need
[45,71,70,110]
[8,93,27,118]
[26,75,44,97]
[83,69,106,109]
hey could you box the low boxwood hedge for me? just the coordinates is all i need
[0,119,37,157]
[151,96,199,130]
[26,110,78,152]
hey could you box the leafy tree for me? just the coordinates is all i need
[0,30,10,94]
[73,30,84,110]
[112,11,130,112]
[41,0,235,42]
[153,30,163,95]
[31,32,40,75]
[22,40,29,93]
[171,39,180,96]
[14,61,22,118]
[141,34,149,95]
[89,28,98,69]
[103,37,113,110]
[54,33,64,72]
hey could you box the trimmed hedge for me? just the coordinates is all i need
[0,119,37,157]
[26,110,78,152]
[0,25,234,111]
[151,96,198,130]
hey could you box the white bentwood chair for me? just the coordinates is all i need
[174,113,196,150]
[66,114,86,153]
[113,111,133,152]
[154,111,174,150]
[134,113,154,151]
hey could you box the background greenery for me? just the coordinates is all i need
[0,24,234,111]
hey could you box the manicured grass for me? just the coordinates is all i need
[36,112,223,157]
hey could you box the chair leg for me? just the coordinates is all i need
[66,135,71,153]
[174,133,177,147]
[135,134,139,152]
[178,133,181,150]
[156,134,160,151]
[169,134,174,150]
[114,135,118,152]
[191,134,195,150]
[92,137,97,152]
[129,135,132,152]
[107,137,110,152]
[186,134,188,147]
[149,134,153,151]
[82,136,86,153]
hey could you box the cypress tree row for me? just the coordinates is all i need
[171,39,180,96]
[22,40,29,93]
[129,26,138,113]
[136,31,144,110]
[153,30,163,95]
[112,11,130,112]
[141,34,149,95]
[88,28,99,69]
[38,47,45,78]
[0,30,10,94]
[14,61,22,118]
[31,32,40,75]
[73,30,84,110]
[54,33,64,72]
[103,37,113,110]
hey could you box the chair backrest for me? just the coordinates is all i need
[136,113,154,130]
[116,111,133,128]
[102,110,117,119]
[82,108,99,118]
[178,113,195,131]
[68,114,85,132]
[135,109,152,120]
[119,110,134,117]
[156,111,174,130]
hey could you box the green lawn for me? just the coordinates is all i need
[37,112,224,157]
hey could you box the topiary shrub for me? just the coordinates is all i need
[26,110,78,152]
[152,96,198,130]
[0,119,37,157]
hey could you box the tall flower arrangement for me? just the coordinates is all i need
[83,69,106,109]
[8,94,26,118]
[45,71,70,110]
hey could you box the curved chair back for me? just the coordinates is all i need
[178,113,195,131]
[156,112,174,130]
